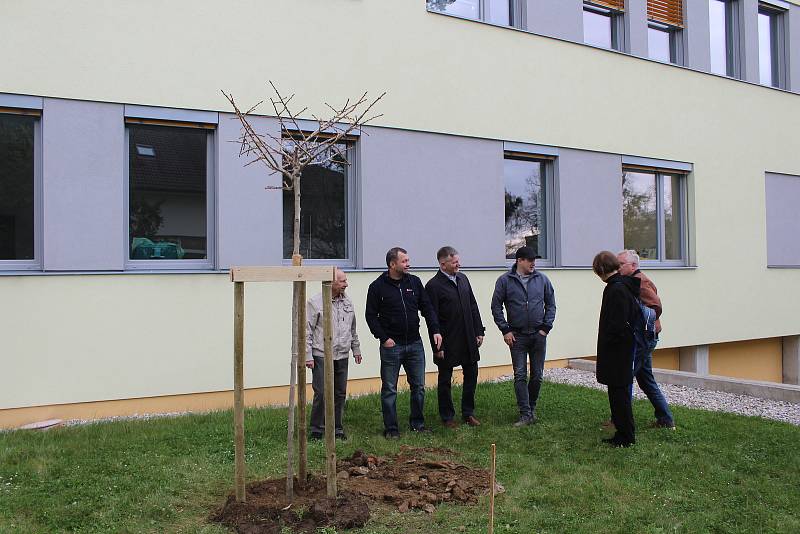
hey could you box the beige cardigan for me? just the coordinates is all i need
[305,292,361,361]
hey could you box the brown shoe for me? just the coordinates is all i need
[442,420,459,429]
[464,416,481,427]
[601,418,615,430]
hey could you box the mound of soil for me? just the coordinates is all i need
[212,446,500,533]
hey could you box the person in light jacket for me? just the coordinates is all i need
[306,268,361,440]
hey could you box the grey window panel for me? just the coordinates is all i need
[525,0,583,40]
[217,113,283,269]
[791,7,800,91]
[123,104,218,125]
[503,141,559,157]
[686,0,714,71]
[625,0,649,56]
[760,0,789,8]
[556,149,624,267]
[41,98,125,271]
[741,0,763,83]
[0,93,43,110]
[621,155,693,172]
[358,126,504,269]
[765,172,800,267]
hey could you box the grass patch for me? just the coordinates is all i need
[1,381,798,533]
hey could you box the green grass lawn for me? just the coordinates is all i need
[1,380,799,534]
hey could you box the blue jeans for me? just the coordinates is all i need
[632,337,674,425]
[509,332,547,418]
[380,339,426,433]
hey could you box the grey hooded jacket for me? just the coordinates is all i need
[491,264,557,335]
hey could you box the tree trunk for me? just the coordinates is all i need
[286,170,303,500]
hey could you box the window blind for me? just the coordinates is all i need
[648,0,684,28]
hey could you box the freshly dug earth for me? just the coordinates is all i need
[212,446,498,533]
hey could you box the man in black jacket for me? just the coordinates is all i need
[365,247,441,439]
[425,246,485,428]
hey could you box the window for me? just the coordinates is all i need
[584,1,625,51]
[427,0,514,26]
[0,111,39,269]
[709,0,740,78]
[622,169,686,264]
[282,137,354,263]
[758,3,787,88]
[126,122,214,268]
[647,0,684,64]
[504,153,553,262]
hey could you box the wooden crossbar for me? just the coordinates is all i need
[230,266,336,283]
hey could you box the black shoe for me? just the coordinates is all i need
[410,426,433,434]
[651,419,676,430]
[336,432,347,441]
[602,437,634,448]
[309,431,323,441]
[513,415,537,427]
[384,429,400,440]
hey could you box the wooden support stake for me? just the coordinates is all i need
[322,281,337,498]
[489,443,496,534]
[296,279,307,486]
[233,282,246,503]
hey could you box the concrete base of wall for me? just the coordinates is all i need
[679,344,709,375]
[0,359,568,430]
[783,335,800,385]
[568,358,800,404]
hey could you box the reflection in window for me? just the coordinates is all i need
[427,0,512,26]
[504,156,548,260]
[709,0,739,77]
[648,22,682,64]
[623,170,685,262]
[128,124,208,260]
[758,6,785,88]
[0,114,36,261]
[584,6,614,49]
[283,141,350,260]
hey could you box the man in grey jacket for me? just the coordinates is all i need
[305,268,362,440]
[491,246,557,426]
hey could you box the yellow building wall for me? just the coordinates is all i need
[709,338,784,383]
[652,347,680,371]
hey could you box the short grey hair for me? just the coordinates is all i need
[437,246,458,263]
[618,249,640,266]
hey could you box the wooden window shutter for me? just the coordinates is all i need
[589,1,625,11]
[648,0,684,28]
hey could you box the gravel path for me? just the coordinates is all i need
[537,367,800,426]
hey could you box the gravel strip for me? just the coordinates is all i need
[536,367,800,426]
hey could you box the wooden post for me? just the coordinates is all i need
[233,282,246,503]
[296,279,307,486]
[489,443,496,534]
[322,281,337,498]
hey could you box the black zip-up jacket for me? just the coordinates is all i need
[365,272,440,345]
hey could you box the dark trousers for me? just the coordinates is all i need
[634,337,674,425]
[379,339,426,432]
[437,360,478,422]
[310,356,349,435]
[608,384,635,445]
[509,332,547,418]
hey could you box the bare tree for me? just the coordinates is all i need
[222,83,384,500]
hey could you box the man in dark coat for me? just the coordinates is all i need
[592,250,640,448]
[425,246,485,428]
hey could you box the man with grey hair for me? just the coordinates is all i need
[305,268,362,440]
[425,246,486,428]
[618,249,675,429]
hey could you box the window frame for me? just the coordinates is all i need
[123,121,217,271]
[647,21,684,65]
[583,2,626,51]
[503,150,556,268]
[709,0,743,78]
[280,133,358,269]
[757,2,788,89]
[622,166,688,267]
[426,0,520,27]
[0,109,42,271]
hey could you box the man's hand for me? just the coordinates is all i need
[305,359,314,369]
[382,338,396,348]
[354,354,362,364]
[503,332,516,347]
[538,329,548,337]
[433,333,442,350]
[476,336,484,347]
[435,350,445,360]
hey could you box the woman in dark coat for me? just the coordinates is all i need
[425,247,485,427]
[592,250,641,447]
